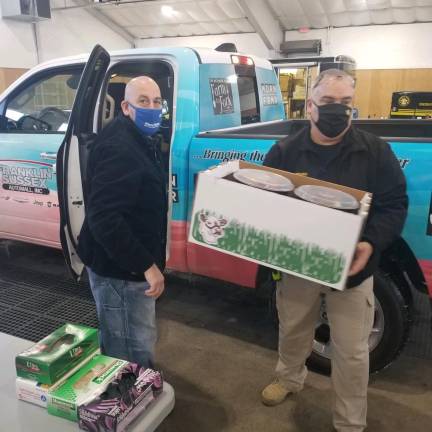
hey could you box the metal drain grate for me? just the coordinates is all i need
[0,260,430,361]
[0,264,93,300]
[0,307,40,334]
[12,316,67,342]
[0,286,42,306]
[0,264,97,342]
[19,292,66,312]
[47,298,96,322]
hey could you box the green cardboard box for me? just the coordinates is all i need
[16,323,99,385]
[47,354,128,422]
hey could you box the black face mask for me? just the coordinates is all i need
[313,102,352,138]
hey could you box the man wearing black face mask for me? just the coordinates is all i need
[261,69,407,432]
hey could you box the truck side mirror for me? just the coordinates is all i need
[162,99,169,117]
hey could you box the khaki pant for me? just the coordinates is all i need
[275,274,374,432]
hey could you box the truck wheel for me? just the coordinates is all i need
[270,271,410,374]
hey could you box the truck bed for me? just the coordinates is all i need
[200,119,432,141]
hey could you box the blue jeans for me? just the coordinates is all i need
[87,268,156,368]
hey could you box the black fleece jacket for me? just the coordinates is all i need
[77,114,168,281]
[264,125,408,288]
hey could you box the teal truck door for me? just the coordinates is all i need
[0,65,83,247]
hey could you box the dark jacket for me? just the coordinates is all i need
[264,125,408,288]
[77,114,168,281]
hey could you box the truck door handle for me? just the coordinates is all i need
[40,152,57,160]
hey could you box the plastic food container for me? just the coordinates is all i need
[294,185,359,210]
[233,168,294,192]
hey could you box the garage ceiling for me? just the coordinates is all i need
[98,0,253,39]
[51,0,432,41]
[269,0,432,29]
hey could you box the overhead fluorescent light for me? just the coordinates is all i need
[161,5,176,17]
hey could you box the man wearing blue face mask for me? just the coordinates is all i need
[122,77,163,136]
[77,76,167,369]
[261,69,408,432]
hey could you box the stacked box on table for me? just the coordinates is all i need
[16,349,100,408]
[16,378,52,408]
[189,160,372,291]
[47,353,163,428]
[15,323,99,385]
[47,354,128,421]
[78,365,163,432]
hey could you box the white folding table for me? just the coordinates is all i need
[0,332,175,431]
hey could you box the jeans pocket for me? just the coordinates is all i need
[100,279,124,308]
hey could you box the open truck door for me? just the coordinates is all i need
[57,45,110,279]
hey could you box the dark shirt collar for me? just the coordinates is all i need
[118,114,148,141]
[298,124,367,154]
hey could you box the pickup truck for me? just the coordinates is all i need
[0,45,430,375]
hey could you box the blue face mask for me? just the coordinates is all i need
[129,103,162,136]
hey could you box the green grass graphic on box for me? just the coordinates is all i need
[192,210,345,284]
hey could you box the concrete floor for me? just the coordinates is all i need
[154,277,432,432]
[1,242,432,431]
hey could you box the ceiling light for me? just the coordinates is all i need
[161,5,176,17]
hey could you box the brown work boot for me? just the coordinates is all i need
[261,380,291,406]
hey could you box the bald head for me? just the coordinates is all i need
[121,76,162,121]
[124,76,160,102]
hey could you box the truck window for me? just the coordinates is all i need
[200,58,264,131]
[1,66,83,134]
[99,60,174,168]
[238,75,260,124]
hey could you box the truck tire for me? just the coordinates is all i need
[270,271,410,375]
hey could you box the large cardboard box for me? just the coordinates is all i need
[16,323,99,385]
[189,161,371,290]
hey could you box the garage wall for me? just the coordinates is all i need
[0,68,28,93]
[284,23,432,69]
[0,4,37,68]
[135,33,270,59]
[355,69,432,119]
[37,8,131,63]
[0,4,131,70]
